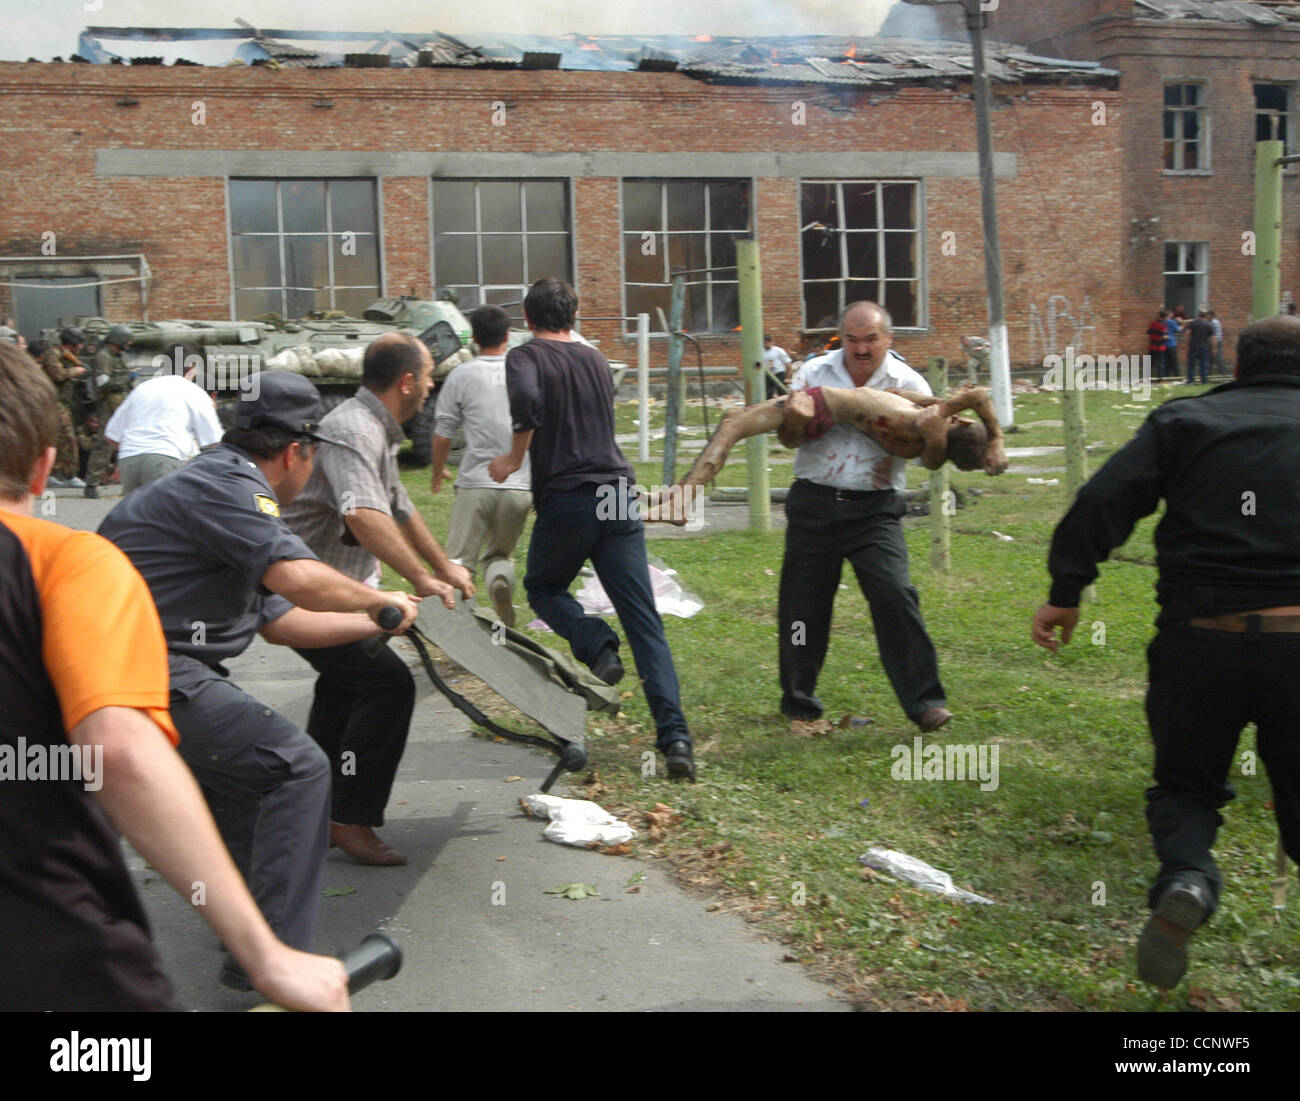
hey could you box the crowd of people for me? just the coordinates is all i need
[3,283,1300,1010]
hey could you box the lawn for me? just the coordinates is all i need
[391,377,1300,1011]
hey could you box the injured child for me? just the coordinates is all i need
[644,383,1008,524]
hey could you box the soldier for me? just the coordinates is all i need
[84,325,134,499]
[40,327,88,488]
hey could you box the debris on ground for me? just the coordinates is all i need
[519,793,636,847]
[859,848,995,905]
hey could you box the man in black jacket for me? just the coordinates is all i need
[1032,316,1300,989]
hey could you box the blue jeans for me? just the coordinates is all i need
[1187,344,1210,384]
[524,484,690,750]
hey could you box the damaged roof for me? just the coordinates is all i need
[69,28,1118,84]
[1132,0,1300,23]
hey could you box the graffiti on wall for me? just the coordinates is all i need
[1028,294,1095,362]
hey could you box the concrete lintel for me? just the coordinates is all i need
[97,149,1017,179]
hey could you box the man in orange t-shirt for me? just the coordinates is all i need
[0,342,349,1011]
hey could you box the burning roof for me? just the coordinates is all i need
[67,27,1119,84]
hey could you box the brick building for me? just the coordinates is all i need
[0,29,1122,371]
[987,0,1300,354]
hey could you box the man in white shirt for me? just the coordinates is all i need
[763,334,792,398]
[104,351,223,493]
[778,301,952,733]
[431,306,532,626]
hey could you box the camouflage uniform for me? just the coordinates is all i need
[85,345,132,488]
[40,347,83,480]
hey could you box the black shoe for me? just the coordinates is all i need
[218,957,254,993]
[84,485,99,499]
[1137,880,1208,989]
[589,646,624,686]
[665,740,696,782]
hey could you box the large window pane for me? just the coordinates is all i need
[285,235,329,291]
[803,228,841,280]
[434,234,479,285]
[479,181,522,232]
[334,287,379,317]
[623,181,661,232]
[230,180,277,233]
[883,233,916,280]
[682,283,707,331]
[233,236,281,287]
[667,233,708,277]
[842,183,878,229]
[334,235,379,286]
[803,282,839,332]
[666,182,705,232]
[626,284,669,324]
[846,234,880,280]
[481,235,524,284]
[281,181,327,233]
[526,234,570,281]
[525,181,568,232]
[709,181,749,231]
[882,282,917,328]
[433,181,477,232]
[881,184,915,229]
[710,283,739,331]
[711,233,738,275]
[287,288,329,319]
[624,234,664,283]
[329,180,377,236]
[236,287,281,318]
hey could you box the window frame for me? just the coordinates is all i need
[797,178,926,333]
[1162,82,1211,175]
[618,177,752,337]
[1163,240,1210,316]
[429,178,574,320]
[1254,81,1296,161]
[226,177,383,321]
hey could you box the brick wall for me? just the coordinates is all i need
[0,63,1122,372]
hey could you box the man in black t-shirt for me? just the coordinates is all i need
[489,278,695,781]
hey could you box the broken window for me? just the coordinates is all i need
[1164,84,1207,172]
[229,179,380,319]
[1163,241,1209,319]
[799,180,921,330]
[1255,83,1294,152]
[620,179,750,334]
[431,180,572,319]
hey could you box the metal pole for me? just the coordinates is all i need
[660,278,685,485]
[928,357,951,575]
[1254,140,1284,320]
[636,312,650,462]
[966,0,1013,428]
[736,239,770,532]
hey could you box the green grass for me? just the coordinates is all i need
[392,382,1300,1011]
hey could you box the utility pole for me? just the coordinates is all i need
[736,239,770,531]
[903,0,1013,427]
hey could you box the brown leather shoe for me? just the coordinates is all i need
[329,822,408,866]
[917,706,953,733]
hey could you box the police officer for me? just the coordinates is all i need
[99,371,419,987]
[40,327,88,487]
[83,324,134,499]
[1033,316,1300,990]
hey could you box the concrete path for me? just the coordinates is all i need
[52,487,842,1012]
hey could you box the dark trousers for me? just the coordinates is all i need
[524,484,690,751]
[778,480,945,722]
[293,641,415,827]
[170,668,330,951]
[1145,625,1300,918]
[1187,344,1211,384]
[1149,347,1167,381]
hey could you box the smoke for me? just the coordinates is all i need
[3,0,902,61]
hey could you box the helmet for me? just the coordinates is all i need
[106,324,133,349]
[60,326,85,346]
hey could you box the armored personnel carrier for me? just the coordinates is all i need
[48,296,626,467]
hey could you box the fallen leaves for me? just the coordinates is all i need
[503,775,524,783]
[545,882,600,900]
[642,802,683,840]
[789,718,835,738]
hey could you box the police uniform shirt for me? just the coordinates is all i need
[98,443,317,665]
